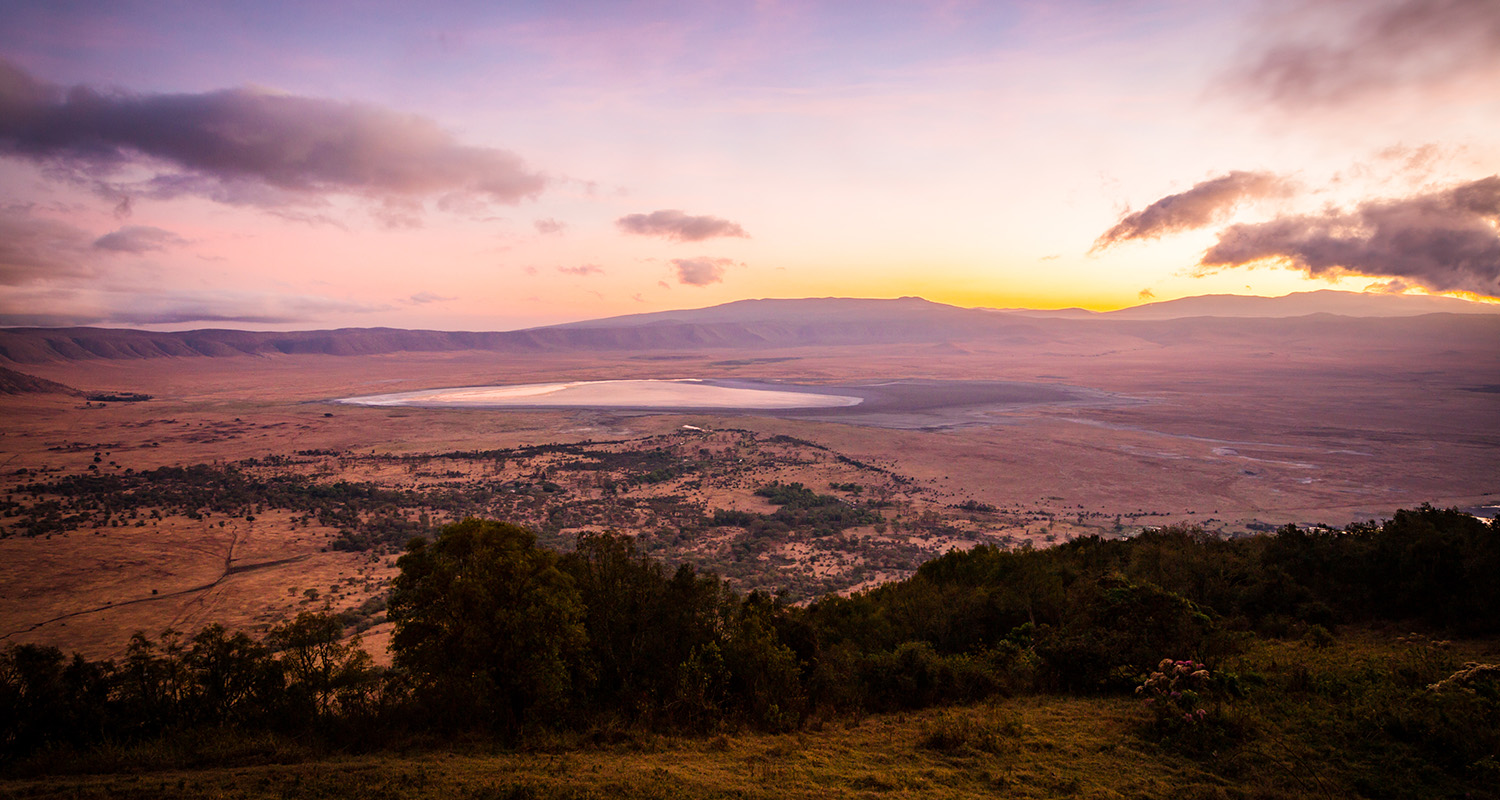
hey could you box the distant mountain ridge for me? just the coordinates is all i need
[0,291,1494,365]
[1103,290,1497,320]
[553,296,974,327]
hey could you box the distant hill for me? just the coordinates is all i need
[554,296,980,327]
[1105,290,1498,320]
[0,327,517,364]
[0,366,81,395]
[1,292,1496,364]
[985,307,1100,319]
[0,299,1046,364]
[565,290,1496,326]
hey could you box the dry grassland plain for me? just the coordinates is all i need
[2,331,1496,661]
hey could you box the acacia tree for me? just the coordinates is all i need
[186,624,283,726]
[266,613,375,721]
[116,629,193,733]
[389,518,587,731]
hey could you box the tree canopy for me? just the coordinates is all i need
[389,518,587,731]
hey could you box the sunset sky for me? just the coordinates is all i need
[1,0,1497,331]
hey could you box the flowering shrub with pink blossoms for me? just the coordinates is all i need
[1136,658,1237,751]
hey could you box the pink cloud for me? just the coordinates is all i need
[617,210,748,242]
[672,257,736,286]
[1200,175,1500,297]
[1093,171,1291,251]
[1226,0,1500,108]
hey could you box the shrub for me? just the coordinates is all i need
[1136,658,1240,753]
[1414,662,1500,770]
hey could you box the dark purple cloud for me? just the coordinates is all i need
[0,58,546,210]
[616,210,748,242]
[1093,171,1289,251]
[1227,0,1500,107]
[92,225,185,254]
[672,257,735,286]
[1200,175,1500,297]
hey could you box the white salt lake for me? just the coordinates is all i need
[334,378,1134,430]
[335,379,864,409]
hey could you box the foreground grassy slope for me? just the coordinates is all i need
[0,699,1233,799]
[4,631,1495,800]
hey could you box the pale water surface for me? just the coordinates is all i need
[336,379,864,409]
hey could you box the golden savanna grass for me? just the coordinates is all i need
[0,698,1221,799]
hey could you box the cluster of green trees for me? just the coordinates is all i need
[712,481,881,541]
[3,507,1496,760]
[4,464,434,541]
[1,614,375,756]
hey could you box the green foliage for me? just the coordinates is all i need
[0,611,374,760]
[673,642,730,732]
[1423,661,1500,770]
[860,642,999,710]
[389,519,587,732]
[1135,658,1240,753]
[0,644,110,753]
[1041,578,1219,691]
[744,481,882,536]
[719,594,805,731]
[557,532,736,726]
[183,625,283,727]
[266,613,377,721]
[5,505,1500,800]
[1256,507,1500,633]
[8,464,439,546]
